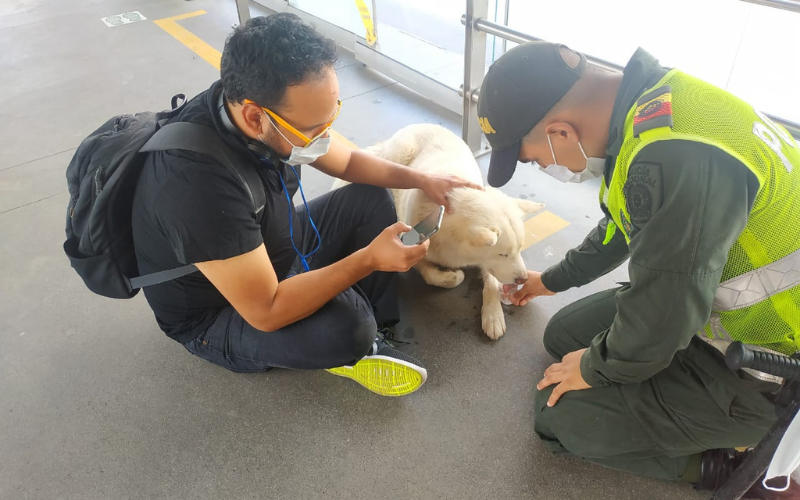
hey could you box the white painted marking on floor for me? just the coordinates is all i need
[19,332,25,336]
[101,11,147,28]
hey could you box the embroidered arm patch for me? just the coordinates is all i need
[624,160,663,237]
[633,85,673,137]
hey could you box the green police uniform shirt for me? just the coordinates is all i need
[541,49,768,387]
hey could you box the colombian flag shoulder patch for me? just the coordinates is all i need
[633,85,673,137]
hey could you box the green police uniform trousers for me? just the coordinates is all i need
[533,287,780,481]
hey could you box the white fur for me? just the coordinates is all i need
[334,124,544,339]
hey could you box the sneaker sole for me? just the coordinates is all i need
[326,355,428,397]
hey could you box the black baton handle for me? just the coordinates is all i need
[725,341,800,381]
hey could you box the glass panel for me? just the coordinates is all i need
[505,0,800,123]
[724,6,800,125]
[288,0,362,34]
[283,0,507,92]
[370,0,467,89]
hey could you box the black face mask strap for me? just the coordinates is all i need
[248,139,282,164]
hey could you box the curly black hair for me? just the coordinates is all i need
[220,13,337,109]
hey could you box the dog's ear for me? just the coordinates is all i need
[471,226,499,246]
[517,199,545,215]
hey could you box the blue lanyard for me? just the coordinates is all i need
[276,164,321,272]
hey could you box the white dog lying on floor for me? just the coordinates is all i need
[334,124,544,339]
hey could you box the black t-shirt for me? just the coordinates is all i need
[131,80,301,343]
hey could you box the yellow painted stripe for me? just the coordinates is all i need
[331,130,358,150]
[157,10,209,23]
[154,11,222,70]
[353,0,377,46]
[522,211,570,250]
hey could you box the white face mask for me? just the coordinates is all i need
[763,413,800,492]
[262,111,331,166]
[540,134,604,183]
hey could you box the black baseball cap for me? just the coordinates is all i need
[478,42,586,187]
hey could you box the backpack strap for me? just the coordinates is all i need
[171,93,187,110]
[140,122,266,215]
[129,122,267,290]
[128,263,200,290]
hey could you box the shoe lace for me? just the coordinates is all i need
[378,327,409,346]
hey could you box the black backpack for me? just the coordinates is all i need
[64,95,265,299]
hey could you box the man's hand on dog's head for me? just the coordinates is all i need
[421,173,483,213]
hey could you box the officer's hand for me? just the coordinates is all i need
[537,348,592,407]
[512,270,555,305]
[366,222,429,272]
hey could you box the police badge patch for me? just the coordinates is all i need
[625,160,662,228]
[626,184,653,220]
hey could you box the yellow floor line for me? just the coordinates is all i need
[522,211,570,250]
[154,11,569,247]
[329,130,358,150]
[152,11,359,151]
[153,11,222,70]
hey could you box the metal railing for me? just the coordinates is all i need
[461,0,800,153]
[235,0,251,25]
[741,0,800,13]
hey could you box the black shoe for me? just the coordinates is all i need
[699,448,800,499]
[326,330,427,397]
[698,448,744,491]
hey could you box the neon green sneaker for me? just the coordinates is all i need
[326,332,427,397]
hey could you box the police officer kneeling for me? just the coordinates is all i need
[478,42,800,498]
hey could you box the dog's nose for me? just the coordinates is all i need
[514,276,528,285]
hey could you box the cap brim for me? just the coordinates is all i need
[487,140,521,187]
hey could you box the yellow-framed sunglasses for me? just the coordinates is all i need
[246,99,342,147]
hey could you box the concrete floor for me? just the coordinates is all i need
[1,1,706,499]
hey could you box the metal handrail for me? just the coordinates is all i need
[460,15,800,140]
[740,0,800,13]
[460,15,623,73]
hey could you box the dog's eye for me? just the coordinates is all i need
[499,253,509,258]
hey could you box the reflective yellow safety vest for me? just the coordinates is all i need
[600,69,800,356]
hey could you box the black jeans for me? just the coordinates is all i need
[183,184,399,372]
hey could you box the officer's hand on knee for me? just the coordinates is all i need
[365,222,430,272]
[512,270,555,306]
[537,348,591,407]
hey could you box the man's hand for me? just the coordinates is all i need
[320,147,482,210]
[365,222,429,272]
[512,270,555,305]
[537,349,592,407]
[420,174,483,213]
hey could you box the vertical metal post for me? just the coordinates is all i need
[462,0,489,154]
[501,0,510,54]
[235,0,251,25]
[371,0,379,45]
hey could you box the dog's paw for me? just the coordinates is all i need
[517,199,545,215]
[481,304,506,340]
[424,268,465,289]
